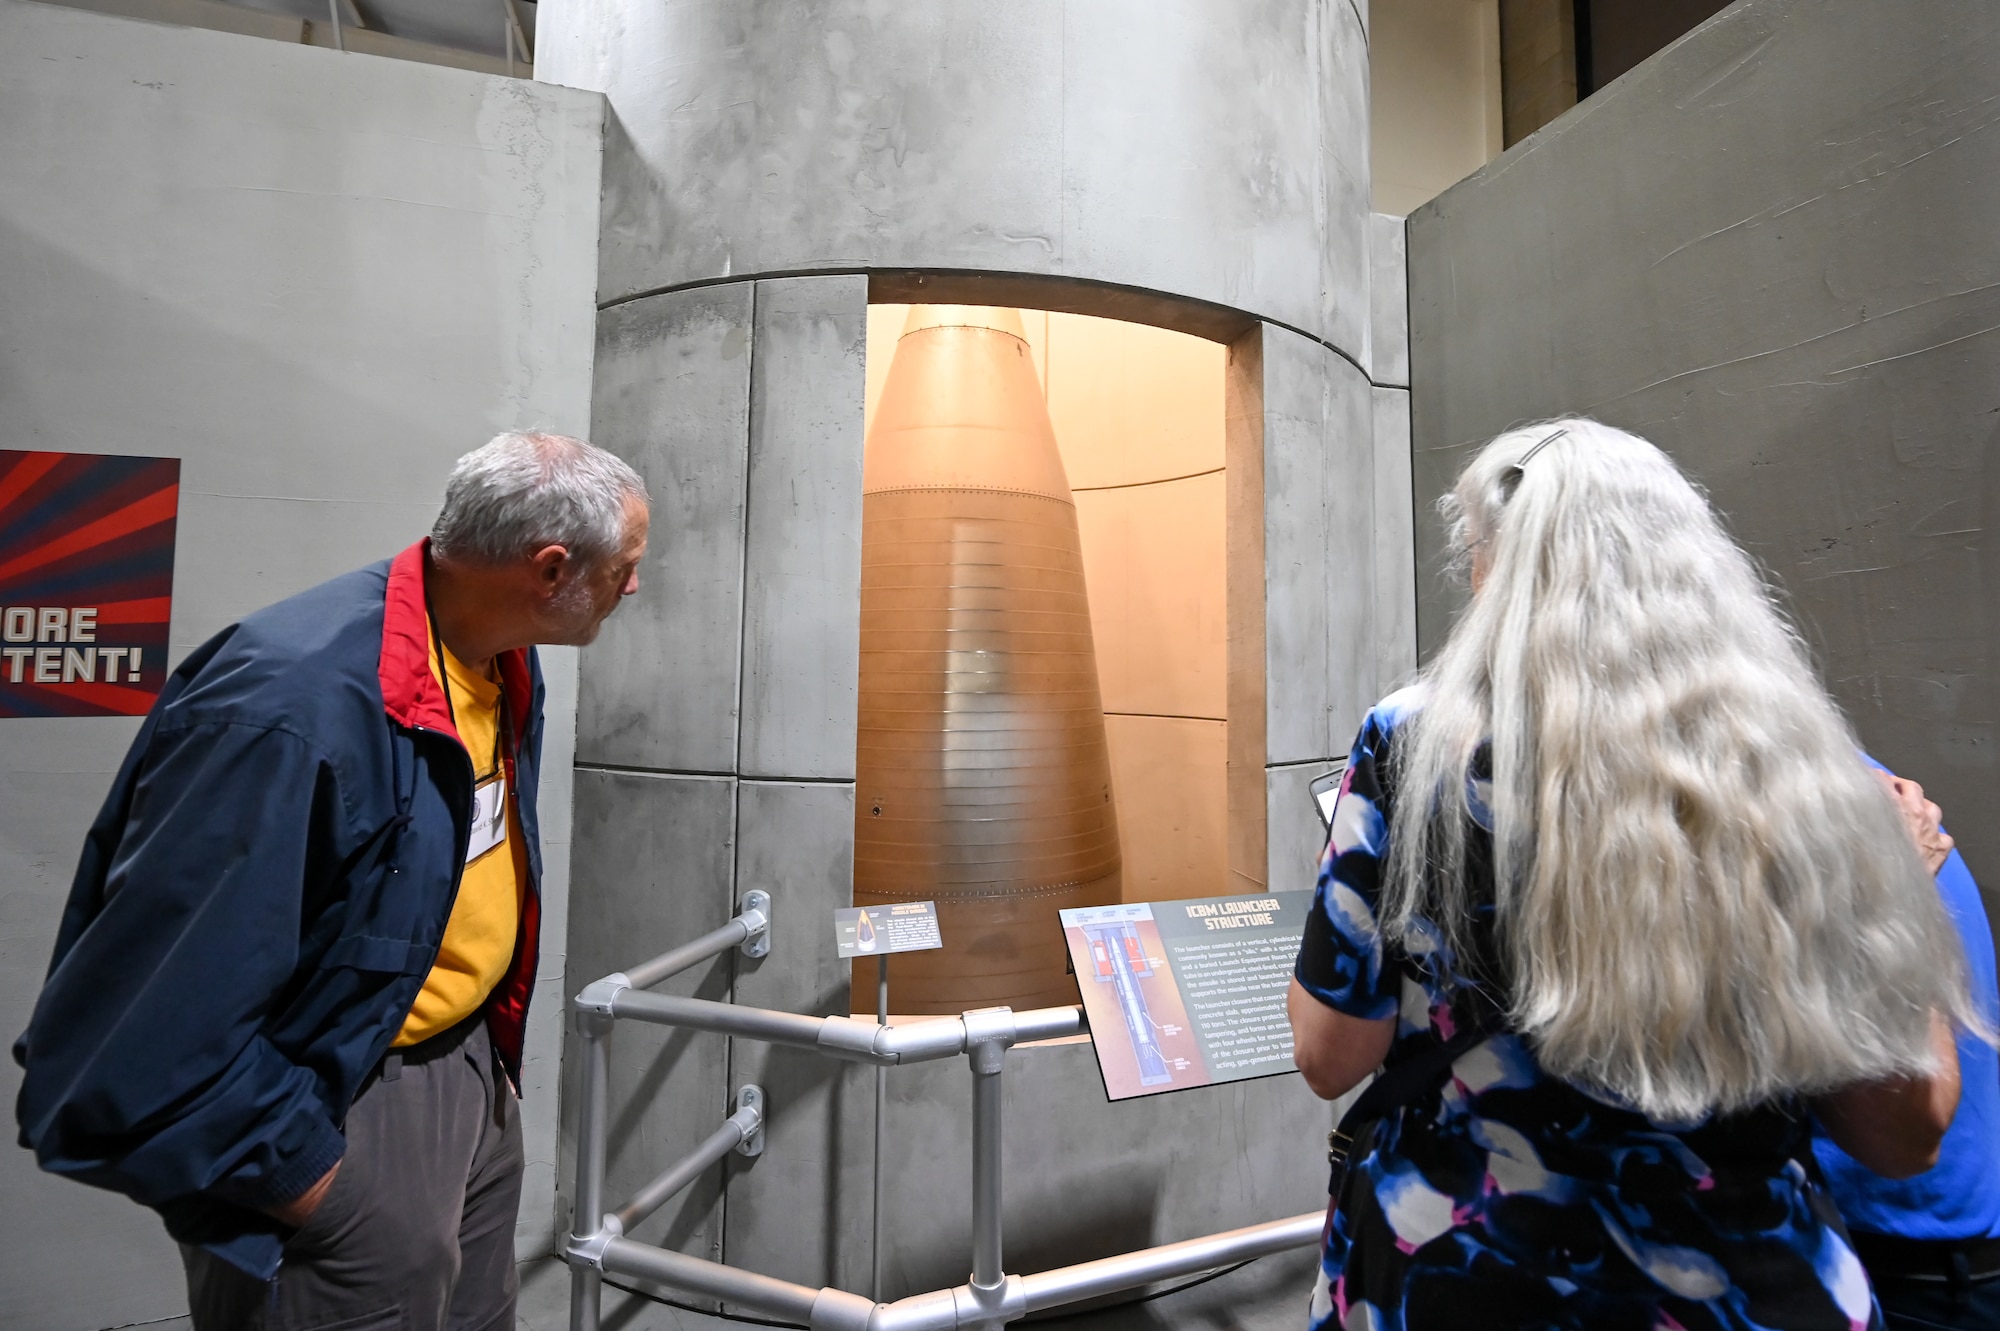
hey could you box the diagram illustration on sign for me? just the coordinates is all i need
[0,450,180,719]
[1060,891,1312,1102]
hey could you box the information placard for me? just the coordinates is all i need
[1059,890,1312,1101]
[834,901,943,959]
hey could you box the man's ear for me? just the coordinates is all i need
[528,544,571,593]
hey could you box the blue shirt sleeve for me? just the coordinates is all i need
[1293,707,1402,1021]
[1813,752,2000,1240]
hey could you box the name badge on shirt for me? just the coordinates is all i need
[467,773,508,863]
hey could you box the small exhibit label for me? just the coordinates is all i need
[1060,890,1312,1102]
[834,901,943,958]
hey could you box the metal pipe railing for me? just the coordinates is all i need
[612,1092,763,1234]
[570,1013,611,1331]
[612,989,832,1047]
[600,1236,823,1322]
[1017,1211,1322,1312]
[964,1009,1010,1294]
[969,1058,1005,1291]
[564,893,1319,1331]
[623,890,769,991]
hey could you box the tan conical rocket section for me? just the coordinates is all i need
[855,305,1122,1014]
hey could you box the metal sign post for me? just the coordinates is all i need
[832,901,944,1303]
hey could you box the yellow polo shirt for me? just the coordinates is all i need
[394,631,527,1046]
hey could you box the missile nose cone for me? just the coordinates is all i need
[855,305,1122,1015]
[898,304,1030,341]
[863,304,1071,503]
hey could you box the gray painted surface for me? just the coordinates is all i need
[871,1039,1332,1304]
[1256,327,1412,898]
[1372,386,1417,694]
[520,653,585,1258]
[545,0,1371,362]
[1408,0,2000,884]
[563,771,738,1280]
[1367,212,1410,388]
[722,780,872,1299]
[739,277,868,781]
[1269,762,1343,894]
[580,285,754,774]
[0,5,601,1326]
[1263,325,1380,767]
[565,275,875,1301]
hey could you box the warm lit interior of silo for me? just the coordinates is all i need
[858,304,1229,1015]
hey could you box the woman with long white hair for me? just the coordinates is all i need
[1288,418,1978,1330]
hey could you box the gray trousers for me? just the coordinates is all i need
[183,1016,524,1331]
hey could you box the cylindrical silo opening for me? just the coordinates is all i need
[855,303,1237,1015]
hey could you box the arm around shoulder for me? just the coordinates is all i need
[1811,1010,1961,1180]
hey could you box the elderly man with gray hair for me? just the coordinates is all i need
[15,433,650,1331]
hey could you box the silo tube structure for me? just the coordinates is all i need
[545,1,1399,1314]
[854,305,1121,1014]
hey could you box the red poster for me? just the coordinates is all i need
[0,450,180,719]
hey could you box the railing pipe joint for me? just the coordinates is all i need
[575,974,629,1030]
[565,1223,618,1271]
[876,1016,971,1063]
[867,1287,961,1331]
[962,1006,1016,1073]
[818,1014,895,1063]
[806,1285,877,1331]
[954,1274,1026,1330]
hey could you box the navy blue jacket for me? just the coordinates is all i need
[14,541,545,1279]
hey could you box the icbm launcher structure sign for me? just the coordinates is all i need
[1059,890,1312,1101]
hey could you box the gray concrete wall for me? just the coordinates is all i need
[0,4,603,1327]
[1260,219,1416,893]
[1407,0,2000,884]
[540,0,1372,363]
[1260,325,1384,893]
[565,274,873,1309]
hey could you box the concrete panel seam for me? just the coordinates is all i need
[733,773,860,786]
[736,273,867,780]
[598,266,1395,389]
[717,773,749,1262]
[731,281,760,777]
[573,762,739,783]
